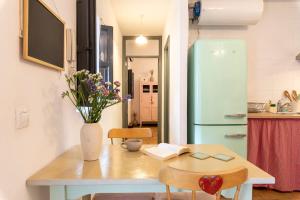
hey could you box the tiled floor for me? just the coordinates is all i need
[253,189,300,200]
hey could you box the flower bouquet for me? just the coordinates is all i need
[62,69,122,161]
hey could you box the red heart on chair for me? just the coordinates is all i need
[198,176,223,195]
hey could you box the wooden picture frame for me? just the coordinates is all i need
[23,0,66,71]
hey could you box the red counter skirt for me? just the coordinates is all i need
[248,118,300,191]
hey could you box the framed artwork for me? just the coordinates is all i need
[23,0,65,71]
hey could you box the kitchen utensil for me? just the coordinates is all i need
[284,90,293,102]
[292,90,298,101]
[292,101,299,112]
[248,102,266,113]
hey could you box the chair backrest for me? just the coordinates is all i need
[159,166,248,200]
[108,128,152,144]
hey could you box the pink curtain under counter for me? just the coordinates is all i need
[248,118,300,191]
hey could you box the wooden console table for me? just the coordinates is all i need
[27,144,274,200]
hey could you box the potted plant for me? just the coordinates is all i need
[62,70,122,161]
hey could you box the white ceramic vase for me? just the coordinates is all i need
[80,123,102,161]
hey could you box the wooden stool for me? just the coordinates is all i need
[159,166,248,200]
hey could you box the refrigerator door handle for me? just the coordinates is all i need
[224,133,247,139]
[224,114,247,118]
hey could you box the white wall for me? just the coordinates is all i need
[189,0,300,103]
[0,0,123,199]
[0,1,81,200]
[96,0,123,143]
[126,40,159,56]
[162,0,189,144]
[128,58,159,122]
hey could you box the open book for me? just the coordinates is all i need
[143,143,190,160]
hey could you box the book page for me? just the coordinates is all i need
[143,146,176,160]
[158,143,190,155]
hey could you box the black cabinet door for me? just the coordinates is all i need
[76,0,96,73]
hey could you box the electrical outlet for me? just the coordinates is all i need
[15,106,30,129]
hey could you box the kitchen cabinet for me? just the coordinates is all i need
[248,113,300,191]
[140,81,158,125]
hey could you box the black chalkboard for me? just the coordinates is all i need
[24,0,65,70]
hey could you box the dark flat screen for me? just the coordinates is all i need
[27,0,64,68]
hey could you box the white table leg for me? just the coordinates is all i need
[239,184,253,200]
[222,184,252,200]
[50,186,66,200]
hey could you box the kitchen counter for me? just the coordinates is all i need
[248,112,300,119]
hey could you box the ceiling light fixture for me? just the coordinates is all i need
[136,35,148,45]
[135,14,148,45]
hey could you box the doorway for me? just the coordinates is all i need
[163,36,170,143]
[122,36,162,144]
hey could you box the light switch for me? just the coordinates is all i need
[15,106,30,129]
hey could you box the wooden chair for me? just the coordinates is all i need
[159,166,248,200]
[108,128,152,144]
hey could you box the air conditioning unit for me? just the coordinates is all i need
[191,0,264,26]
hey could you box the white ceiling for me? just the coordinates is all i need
[111,0,170,36]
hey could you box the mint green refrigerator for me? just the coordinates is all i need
[188,40,248,157]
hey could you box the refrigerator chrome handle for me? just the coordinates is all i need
[224,134,247,139]
[225,114,247,118]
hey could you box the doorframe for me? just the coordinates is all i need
[122,36,162,143]
[163,36,170,143]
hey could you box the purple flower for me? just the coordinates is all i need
[87,79,97,92]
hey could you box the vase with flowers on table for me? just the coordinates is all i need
[62,70,125,161]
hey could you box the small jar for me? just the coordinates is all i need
[269,104,277,113]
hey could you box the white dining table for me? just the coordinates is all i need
[26,144,275,200]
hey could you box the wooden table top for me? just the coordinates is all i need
[248,112,300,119]
[27,144,274,186]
